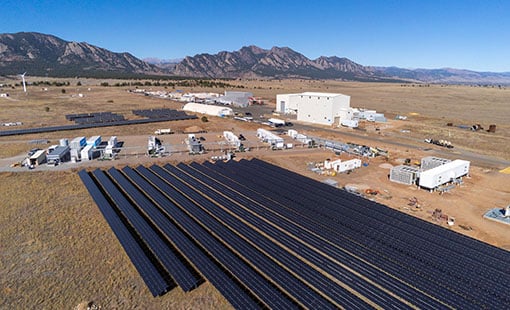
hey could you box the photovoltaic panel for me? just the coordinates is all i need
[78,170,169,297]
[106,168,201,292]
[78,160,510,309]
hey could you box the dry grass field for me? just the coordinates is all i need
[1,76,509,308]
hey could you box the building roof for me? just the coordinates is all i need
[419,159,470,177]
[48,145,70,157]
[183,103,233,116]
[300,92,349,98]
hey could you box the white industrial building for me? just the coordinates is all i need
[217,91,253,107]
[390,157,470,191]
[418,160,470,190]
[276,92,352,126]
[183,102,233,117]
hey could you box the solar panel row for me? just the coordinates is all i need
[66,112,125,124]
[78,170,170,297]
[133,109,191,119]
[79,159,510,309]
[0,114,197,137]
[214,160,487,307]
[229,158,510,307]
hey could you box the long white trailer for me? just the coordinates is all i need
[418,159,470,190]
[257,128,284,149]
[333,158,362,172]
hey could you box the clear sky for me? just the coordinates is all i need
[1,0,509,72]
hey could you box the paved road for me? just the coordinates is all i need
[294,123,510,170]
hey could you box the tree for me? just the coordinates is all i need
[76,81,82,86]
[61,89,66,94]
[201,116,208,122]
[44,107,50,112]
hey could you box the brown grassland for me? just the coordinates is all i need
[0,77,509,309]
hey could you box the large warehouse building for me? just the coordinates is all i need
[276,92,352,126]
[182,103,233,117]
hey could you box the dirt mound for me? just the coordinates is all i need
[379,163,394,169]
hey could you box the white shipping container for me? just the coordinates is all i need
[86,135,101,147]
[287,129,298,138]
[108,136,117,147]
[80,145,94,161]
[29,150,46,166]
[70,148,81,160]
[418,160,470,189]
[70,136,86,149]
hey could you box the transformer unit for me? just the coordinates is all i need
[390,165,420,185]
[421,156,451,171]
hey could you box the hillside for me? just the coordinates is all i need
[2,32,510,84]
[0,32,161,77]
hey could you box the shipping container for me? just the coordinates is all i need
[81,145,94,161]
[86,135,101,147]
[70,136,86,149]
[29,150,46,166]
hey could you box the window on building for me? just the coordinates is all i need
[327,97,329,100]
[309,96,311,99]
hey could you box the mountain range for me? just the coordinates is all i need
[1,32,510,84]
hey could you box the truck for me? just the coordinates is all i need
[268,118,286,127]
[154,128,173,135]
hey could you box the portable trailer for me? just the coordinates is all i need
[333,158,362,173]
[418,160,470,190]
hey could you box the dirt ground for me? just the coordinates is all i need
[1,77,509,309]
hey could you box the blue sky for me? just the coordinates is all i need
[1,0,509,72]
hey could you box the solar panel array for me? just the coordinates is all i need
[79,159,510,309]
[133,109,192,119]
[66,112,125,124]
[0,111,197,137]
